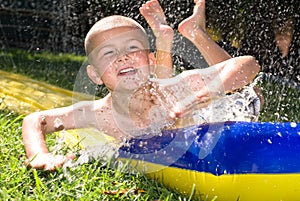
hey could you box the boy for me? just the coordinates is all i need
[22,1,260,170]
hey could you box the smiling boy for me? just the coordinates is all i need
[22,2,260,170]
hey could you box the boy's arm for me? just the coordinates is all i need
[22,103,89,170]
[182,56,260,97]
[150,56,260,117]
[202,55,260,93]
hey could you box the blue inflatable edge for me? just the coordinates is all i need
[119,121,300,176]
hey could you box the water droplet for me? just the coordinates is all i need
[290,122,297,128]
[277,132,282,137]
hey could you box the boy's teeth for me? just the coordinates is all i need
[120,68,135,74]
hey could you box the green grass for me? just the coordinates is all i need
[0,48,85,91]
[0,48,109,97]
[0,109,188,200]
[258,78,300,122]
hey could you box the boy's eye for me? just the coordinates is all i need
[129,45,138,49]
[103,50,114,56]
[128,45,140,52]
[127,40,144,52]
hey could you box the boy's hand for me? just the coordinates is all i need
[25,153,75,171]
[125,68,223,130]
[129,77,208,122]
[149,69,224,118]
[148,78,208,118]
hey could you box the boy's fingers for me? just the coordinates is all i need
[66,153,76,160]
[24,158,41,169]
[24,153,75,171]
[24,159,32,168]
[44,155,66,171]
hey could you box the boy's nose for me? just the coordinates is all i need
[117,53,129,63]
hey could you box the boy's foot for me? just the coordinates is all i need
[139,0,174,44]
[178,0,206,41]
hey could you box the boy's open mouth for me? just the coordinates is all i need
[118,67,137,76]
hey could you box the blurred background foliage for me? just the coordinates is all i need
[0,0,299,81]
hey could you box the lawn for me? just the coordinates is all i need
[0,109,187,200]
[0,48,299,200]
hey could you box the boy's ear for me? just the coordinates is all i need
[148,52,156,65]
[87,65,103,85]
[148,52,156,73]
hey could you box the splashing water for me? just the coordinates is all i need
[194,86,261,123]
[65,144,119,168]
[49,128,120,171]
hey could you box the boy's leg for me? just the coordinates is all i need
[178,0,231,66]
[178,0,264,117]
[140,0,174,78]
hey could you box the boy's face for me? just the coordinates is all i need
[88,27,154,92]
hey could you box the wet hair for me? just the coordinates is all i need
[84,15,148,55]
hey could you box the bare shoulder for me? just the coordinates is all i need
[74,95,118,135]
[86,95,112,113]
[72,94,112,118]
[71,94,110,110]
